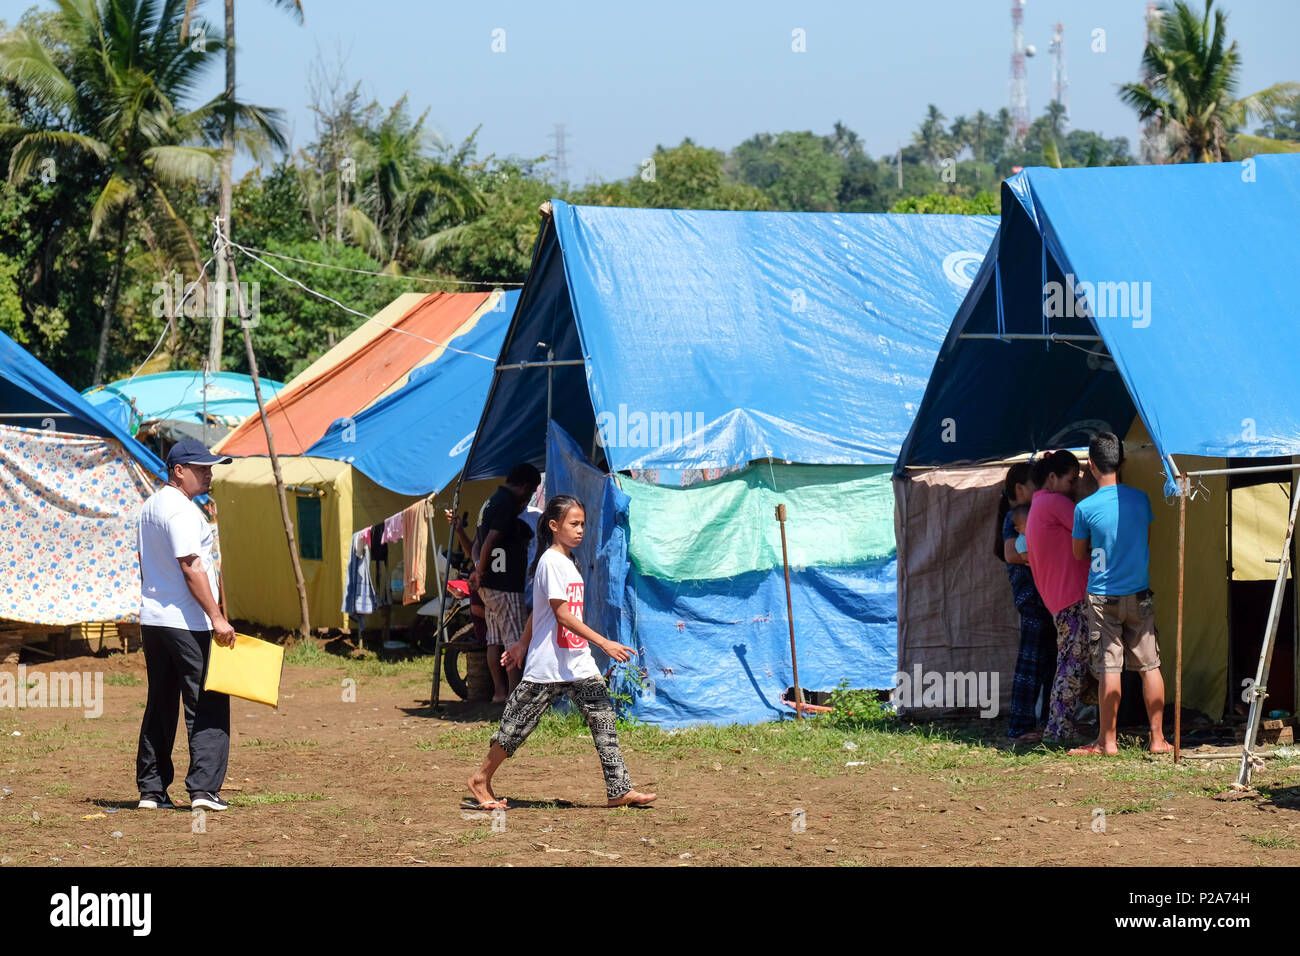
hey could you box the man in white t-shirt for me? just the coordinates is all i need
[135,439,236,813]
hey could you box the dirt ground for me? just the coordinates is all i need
[4,647,1300,867]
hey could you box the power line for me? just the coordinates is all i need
[235,243,524,288]
[218,228,501,363]
[125,253,217,384]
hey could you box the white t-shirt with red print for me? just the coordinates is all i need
[523,548,601,683]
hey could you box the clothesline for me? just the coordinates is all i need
[342,498,435,619]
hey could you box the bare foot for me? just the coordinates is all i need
[1011,731,1042,744]
[491,694,508,704]
[606,790,657,807]
[467,772,506,809]
[1067,741,1119,756]
[1149,737,1174,753]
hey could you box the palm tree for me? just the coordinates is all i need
[345,98,482,270]
[1044,101,1068,140]
[948,115,973,160]
[1119,0,1300,163]
[181,0,302,372]
[1,0,285,383]
[913,104,950,166]
[970,109,992,163]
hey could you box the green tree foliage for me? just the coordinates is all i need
[890,191,1000,214]
[431,159,553,283]
[575,139,768,211]
[731,131,841,211]
[0,0,284,382]
[1255,98,1300,141]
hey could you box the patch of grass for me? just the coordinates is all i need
[47,783,71,796]
[457,829,491,845]
[227,792,325,806]
[1247,833,1297,849]
[103,673,141,687]
[283,639,437,678]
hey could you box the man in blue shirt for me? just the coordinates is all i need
[1069,431,1172,756]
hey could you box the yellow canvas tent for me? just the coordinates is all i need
[210,456,416,630]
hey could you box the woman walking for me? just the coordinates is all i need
[467,495,656,809]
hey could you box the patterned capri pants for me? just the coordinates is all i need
[491,677,633,800]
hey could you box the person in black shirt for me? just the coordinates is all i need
[469,463,541,701]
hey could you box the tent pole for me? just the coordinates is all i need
[1236,468,1300,788]
[1175,476,1186,763]
[225,237,312,642]
[426,501,444,602]
[430,479,463,710]
[775,504,803,718]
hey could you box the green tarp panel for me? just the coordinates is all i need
[621,464,895,582]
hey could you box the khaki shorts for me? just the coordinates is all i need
[479,587,527,650]
[1086,590,1161,675]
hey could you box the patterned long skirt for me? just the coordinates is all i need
[1045,600,1091,742]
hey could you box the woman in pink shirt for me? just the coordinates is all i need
[1025,451,1092,743]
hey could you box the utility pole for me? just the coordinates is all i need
[220,223,312,642]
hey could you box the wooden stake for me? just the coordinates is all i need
[226,244,312,642]
[776,503,803,718]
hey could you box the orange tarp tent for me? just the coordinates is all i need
[216,291,490,457]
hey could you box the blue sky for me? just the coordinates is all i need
[8,0,1299,181]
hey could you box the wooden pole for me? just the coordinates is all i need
[430,483,461,710]
[225,240,312,642]
[776,503,803,718]
[1175,476,1186,764]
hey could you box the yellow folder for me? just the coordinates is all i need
[204,633,285,708]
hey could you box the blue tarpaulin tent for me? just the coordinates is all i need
[899,154,1300,475]
[306,292,518,497]
[464,202,998,725]
[81,371,286,434]
[0,329,165,480]
[894,155,1300,723]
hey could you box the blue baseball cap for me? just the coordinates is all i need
[165,438,233,470]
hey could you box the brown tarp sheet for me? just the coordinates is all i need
[894,464,1019,714]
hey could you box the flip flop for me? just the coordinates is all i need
[475,798,507,810]
[1067,743,1113,756]
[607,791,657,808]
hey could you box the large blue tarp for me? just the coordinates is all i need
[620,560,898,727]
[900,155,1300,477]
[82,371,286,430]
[0,329,165,480]
[305,293,517,496]
[466,204,998,479]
